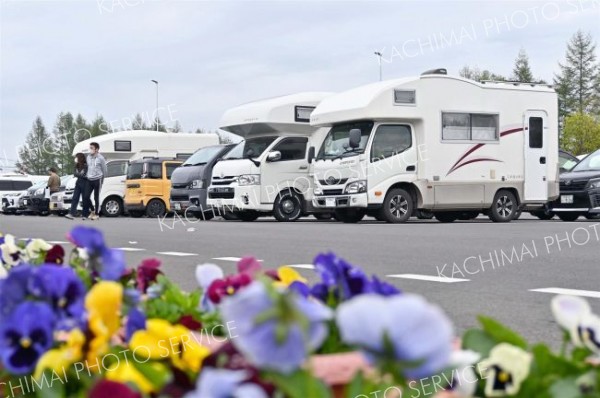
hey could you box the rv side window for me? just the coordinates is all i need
[529,117,543,149]
[114,141,131,152]
[13,181,33,190]
[371,125,412,161]
[442,113,498,142]
[106,161,128,178]
[148,163,162,179]
[0,181,13,191]
[272,137,308,161]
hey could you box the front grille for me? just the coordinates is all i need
[323,189,344,196]
[209,192,234,199]
[319,178,348,186]
[171,195,189,202]
[560,180,588,191]
[64,199,72,204]
[212,176,236,186]
[171,183,188,189]
[591,193,600,208]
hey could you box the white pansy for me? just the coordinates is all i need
[447,350,481,397]
[573,313,600,355]
[551,295,591,331]
[480,343,532,397]
[0,264,7,279]
[0,235,23,266]
[24,238,52,260]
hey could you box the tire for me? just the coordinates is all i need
[222,212,238,221]
[531,210,554,220]
[129,210,144,218]
[236,211,260,222]
[273,189,303,222]
[146,199,166,218]
[192,211,215,221]
[416,210,434,220]
[434,212,458,223]
[334,208,366,223]
[313,213,333,220]
[378,188,413,223]
[512,209,523,220]
[101,196,123,217]
[558,213,580,222]
[584,213,600,220]
[488,190,518,223]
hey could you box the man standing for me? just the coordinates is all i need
[82,142,107,220]
[47,167,60,194]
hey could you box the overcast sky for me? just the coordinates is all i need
[1,0,599,165]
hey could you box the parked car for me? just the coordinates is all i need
[125,157,182,218]
[49,175,76,216]
[0,173,47,210]
[559,150,580,173]
[550,148,600,221]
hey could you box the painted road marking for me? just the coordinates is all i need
[387,274,470,283]
[47,240,69,244]
[156,251,198,257]
[117,247,146,252]
[213,257,263,262]
[286,264,315,269]
[529,287,600,299]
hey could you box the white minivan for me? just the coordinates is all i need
[0,173,48,210]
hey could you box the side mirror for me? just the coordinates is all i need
[559,167,567,174]
[244,148,255,158]
[349,129,361,149]
[307,146,315,163]
[266,151,282,162]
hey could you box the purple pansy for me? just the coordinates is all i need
[0,302,55,374]
[0,265,36,320]
[336,293,453,379]
[68,226,125,281]
[125,307,146,342]
[185,367,268,398]
[220,281,332,374]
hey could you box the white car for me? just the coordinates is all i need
[0,173,48,210]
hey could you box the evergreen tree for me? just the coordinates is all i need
[132,113,149,130]
[554,30,599,117]
[459,66,505,82]
[512,49,534,82]
[89,115,112,137]
[150,117,168,132]
[171,120,182,133]
[52,112,76,175]
[15,117,55,174]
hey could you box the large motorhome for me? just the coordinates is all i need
[206,92,333,221]
[309,69,559,223]
[70,130,218,216]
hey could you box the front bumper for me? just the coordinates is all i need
[550,189,600,213]
[207,185,263,211]
[170,188,208,213]
[26,197,49,213]
[312,192,368,209]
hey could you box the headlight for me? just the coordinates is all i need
[238,174,260,186]
[344,180,367,194]
[314,186,323,195]
[588,179,600,189]
[35,188,44,195]
[189,179,204,189]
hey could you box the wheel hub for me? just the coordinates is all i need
[496,196,513,218]
[389,195,408,218]
[281,199,295,214]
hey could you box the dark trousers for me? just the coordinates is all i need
[69,178,88,216]
[83,179,102,217]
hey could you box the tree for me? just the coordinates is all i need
[561,112,600,155]
[171,120,182,133]
[554,30,599,117]
[15,117,55,174]
[150,117,167,132]
[459,66,506,82]
[512,48,534,82]
[52,112,76,175]
[132,113,149,130]
[89,115,112,137]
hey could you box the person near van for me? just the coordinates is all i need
[65,153,88,220]
[47,168,60,194]
[82,142,107,220]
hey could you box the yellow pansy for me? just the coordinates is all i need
[105,360,159,394]
[275,266,307,287]
[34,329,85,380]
[85,282,123,362]
[130,319,210,373]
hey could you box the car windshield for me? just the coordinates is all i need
[317,121,374,160]
[222,136,278,160]
[559,151,579,172]
[572,150,600,172]
[183,146,225,166]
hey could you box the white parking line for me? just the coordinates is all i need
[117,248,146,252]
[286,264,315,269]
[48,240,69,244]
[529,287,600,299]
[156,251,198,257]
[387,274,470,283]
[212,257,263,262]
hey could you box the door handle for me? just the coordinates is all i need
[539,157,546,164]
[299,165,308,170]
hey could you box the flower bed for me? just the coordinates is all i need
[0,227,598,397]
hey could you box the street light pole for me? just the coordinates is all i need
[151,80,159,132]
[374,52,383,81]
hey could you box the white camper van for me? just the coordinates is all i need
[70,130,218,216]
[309,69,559,223]
[206,92,333,221]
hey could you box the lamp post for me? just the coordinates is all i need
[374,52,383,81]
[151,79,159,132]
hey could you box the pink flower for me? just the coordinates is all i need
[207,274,252,304]
[136,258,162,293]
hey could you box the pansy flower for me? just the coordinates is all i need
[89,380,142,398]
[24,239,52,261]
[125,307,146,342]
[136,258,162,293]
[44,244,65,265]
[185,367,268,398]
[85,282,123,362]
[207,273,252,304]
[0,265,36,320]
[68,226,125,281]
[479,343,532,397]
[0,301,55,374]
[34,328,85,380]
[0,234,24,267]
[273,266,307,288]
[196,263,224,311]
[573,313,600,356]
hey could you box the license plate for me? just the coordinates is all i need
[561,195,574,204]
[325,198,336,208]
[52,203,58,208]
[173,203,181,210]
[23,200,28,205]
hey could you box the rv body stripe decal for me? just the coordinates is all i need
[446,127,523,175]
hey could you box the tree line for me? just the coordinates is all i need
[460,30,600,155]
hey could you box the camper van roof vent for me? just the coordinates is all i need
[421,68,447,76]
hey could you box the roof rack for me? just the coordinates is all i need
[480,80,553,88]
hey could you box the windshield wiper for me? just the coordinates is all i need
[332,148,362,161]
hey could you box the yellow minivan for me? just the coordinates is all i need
[125,157,182,218]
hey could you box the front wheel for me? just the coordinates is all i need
[101,196,123,217]
[334,208,366,223]
[378,188,413,223]
[146,199,166,218]
[489,190,517,223]
[273,189,303,222]
[236,211,260,222]
[585,213,600,220]
[558,213,580,222]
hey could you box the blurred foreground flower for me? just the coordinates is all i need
[479,343,532,397]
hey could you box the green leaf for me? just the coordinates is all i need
[462,328,496,357]
[132,360,172,391]
[34,370,65,398]
[549,377,584,398]
[478,315,528,349]
[264,369,332,398]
